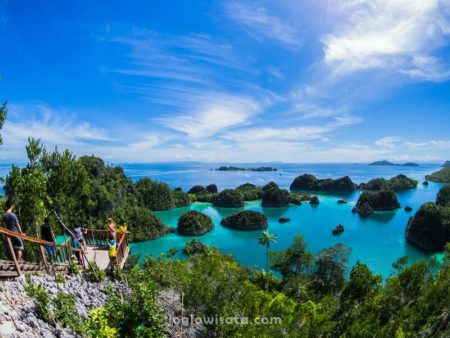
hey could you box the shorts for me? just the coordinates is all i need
[12,237,24,251]
[44,244,56,256]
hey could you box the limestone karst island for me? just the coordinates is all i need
[1,1,450,337]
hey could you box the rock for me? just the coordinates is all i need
[262,186,290,207]
[221,211,268,230]
[423,181,429,186]
[309,196,320,205]
[353,190,400,217]
[337,199,347,204]
[405,206,413,212]
[177,211,214,236]
[278,217,290,223]
[213,189,244,208]
[205,184,218,194]
[436,185,450,207]
[406,202,449,251]
[290,174,357,192]
[0,321,15,337]
[353,202,373,217]
[332,224,344,235]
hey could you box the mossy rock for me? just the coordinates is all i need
[177,211,214,236]
[221,210,268,230]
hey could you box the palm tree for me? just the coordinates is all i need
[258,230,277,271]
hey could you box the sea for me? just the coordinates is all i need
[1,162,446,279]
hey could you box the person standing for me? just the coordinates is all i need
[73,225,87,250]
[107,218,116,239]
[3,199,24,261]
[40,217,56,261]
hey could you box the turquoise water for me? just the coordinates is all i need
[1,161,447,278]
[131,177,446,279]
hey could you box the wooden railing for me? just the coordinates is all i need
[0,226,85,277]
[116,231,129,269]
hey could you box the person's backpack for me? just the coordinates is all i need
[108,240,117,258]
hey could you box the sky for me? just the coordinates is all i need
[0,0,450,163]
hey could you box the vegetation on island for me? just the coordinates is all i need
[352,190,400,217]
[406,185,450,251]
[213,189,244,208]
[221,210,268,230]
[182,239,210,255]
[236,183,262,201]
[442,161,450,168]
[426,166,450,183]
[215,166,277,171]
[369,160,395,166]
[261,182,290,207]
[359,174,418,191]
[290,174,357,191]
[177,210,214,236]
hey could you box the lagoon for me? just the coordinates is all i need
[126,162,446,279]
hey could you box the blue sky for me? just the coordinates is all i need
[0,0,450,163]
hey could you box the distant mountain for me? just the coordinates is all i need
[403,162,419,167]
[215,166,277,172]
[442,161,450,168]
[369,160,395,166]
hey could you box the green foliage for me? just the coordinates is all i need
[177,210,214,236]
[236,183,262,201]
[436,185,450,207]
[125,206,173,241]
[55,273,65,284]
[426,166,450,183]
[84,261,106,283]
[0,101,7,144]
[54,292,81,332]
[183,239,209,255]
[83,307,118,338]
[261,186,290,207]
[135,178,174,211]
[213,189,244,207]
[24,277,52,323]
[313,244,351,296]
[354,189,400,214]
[360,174,418,191]
[270,235,313,278]
[221,210,268,230]
[290,174,357,191]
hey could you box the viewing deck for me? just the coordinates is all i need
[0,227,130,278]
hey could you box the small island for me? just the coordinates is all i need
[261,182,290,207]
[177,211,215,236]
[369,160,419,166]
[332,224,345,235]
[290,174,357,191]
[425,166,450,183]
[359,174,418,191]
[213,189,245,208]
[216,166,278,172]
[352,190,400,217]
[221,210,268,230]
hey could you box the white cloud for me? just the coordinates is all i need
[322,0,450,80]
[374,136,401,149]
[226,2,301,50]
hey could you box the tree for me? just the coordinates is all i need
[313,244,352,295]
[0,101,7,144]
[270,235,313,278]
[258,230,277,271]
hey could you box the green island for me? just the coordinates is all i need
[221,210,268,230]
[369,160,419,166]
[359,174,418,191]
[352,190,401,217]
[177,210,214,236]
[426,166,450,183]
[290,174,358,191]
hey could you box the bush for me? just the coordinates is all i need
[177,211,214,236]
[436,185,450,207]
[183,239,209,255]
[213,189,244,208]
[84,261,106,283]
[126,206,174,241]
[54,292,81,332]
[221,210,268,230]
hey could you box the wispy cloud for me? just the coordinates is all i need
[322,0,450,81]
[226,2,302,50]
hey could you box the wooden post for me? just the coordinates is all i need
[39,244,49,273]
[6,236,22,276]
